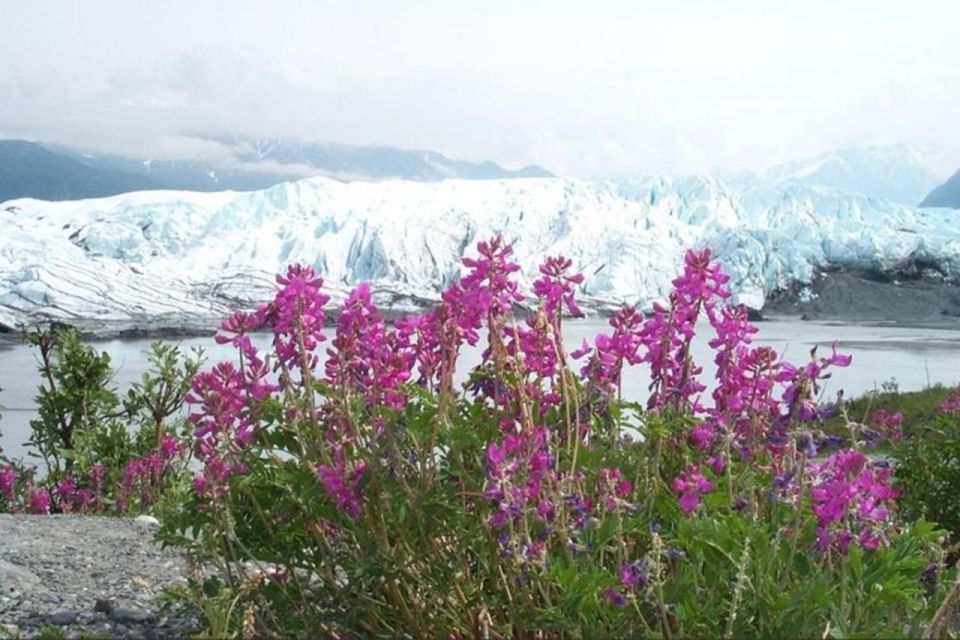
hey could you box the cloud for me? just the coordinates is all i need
[0,0,958,177]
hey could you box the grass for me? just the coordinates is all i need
[822,382,958,444]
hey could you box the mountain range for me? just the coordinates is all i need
[733,144,947,206]
[0,136,553,202]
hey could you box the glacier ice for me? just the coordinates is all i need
[0,175,957,331]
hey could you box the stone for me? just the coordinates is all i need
[46,610,78,626]
[109,607,156,624]
[0,560,41,588]
[93,598,115,614]
[133,515,160,527]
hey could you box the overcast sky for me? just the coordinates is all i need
[1,0,958,177]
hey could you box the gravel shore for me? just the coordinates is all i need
[0,514,201,639]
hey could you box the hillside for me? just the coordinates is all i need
[0,141,158,202]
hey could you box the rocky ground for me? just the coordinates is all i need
[765,268,960,329]
[0,515,201,639]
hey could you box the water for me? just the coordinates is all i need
[1,317,958,462]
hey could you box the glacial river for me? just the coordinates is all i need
[1,317,959,462]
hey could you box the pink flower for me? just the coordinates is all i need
[262,264,330,373]
[871,410,903,440]
[673,465,715,515]
[159,435,180,460]
[29,487,51,514]
[808,449,898,553]
[940,388,960,415]
[89,462,106,489]
[532,255,584,321]
[620,559,649,589]
[602,587,628,608]
[317,454,366,518]
[0,464,16,501]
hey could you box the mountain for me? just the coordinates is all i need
[0,140,159,202]
[1,176,957,332]
[920,170,960,208]
[53,134,553,192]
[743,144,945,205]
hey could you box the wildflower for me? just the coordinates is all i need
[871,410,903,441]
[673,465,714,515]
[316,447,366,518]
[532,255,584,322]
[89,462,106,489]
[159,435,180,460]
[55,475,77,512]
[0,465,16,501]
[620,559,649,589]
[942,388,960,415]
[29,487,51,514]
[602,587,629,608]
[263,264,330,373]
[809,449,898,553]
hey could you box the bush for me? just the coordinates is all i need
[155,240,952,638]
[895,393,960,550]
[0,327,202,515]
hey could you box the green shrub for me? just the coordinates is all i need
[895,413,960,548]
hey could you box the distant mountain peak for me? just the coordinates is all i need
[920,169,960,209]
[756,144,944,205]
[0,140,158,202]
[194,132,554,182]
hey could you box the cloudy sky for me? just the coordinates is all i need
[2,0,958,177]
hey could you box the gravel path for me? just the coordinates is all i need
[0,514,201,639]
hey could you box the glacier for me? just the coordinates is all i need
[0,175,958,333]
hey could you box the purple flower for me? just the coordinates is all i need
[673,465,715,515]
[29,487,51,514]
[317,448,366,518]
[0,464,16,501]
[620,559,649,589]
[602,587,628,608]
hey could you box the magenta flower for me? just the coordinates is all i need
[28,487,51,514]
[317,452,366,518]
[159,435,180,460]
[54,475,77,512]
[620,559,649,589]
[0,465,16,501]
[940,388,960,415]
[602,587,628,608]
[262,264,330,374]
[532,255,584,322]
[90,462,106,489]
[673,465,715,515]
[809,449,898,553]
[870,410,903,440]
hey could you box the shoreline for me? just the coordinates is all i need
[1,271,959,346]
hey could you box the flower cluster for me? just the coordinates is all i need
[672,464,715,515]
[809,449,898,553]
[941,388,960,415]
[264,264,330,374]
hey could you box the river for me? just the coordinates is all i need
[1,317,959,461]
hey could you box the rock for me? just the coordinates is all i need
[93,598,115,614]
[0,514,197,637]
[0,559,42,588]
[0,623,19,638]
[46,610,79,626]
[134,515,160,528]
[130,575,151,590]
[109,607,156,624]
